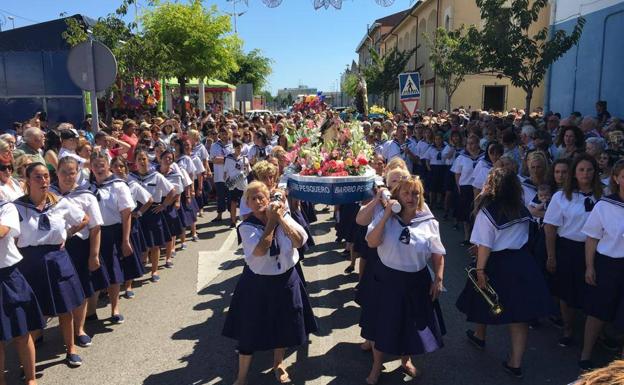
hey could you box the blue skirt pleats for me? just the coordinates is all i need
[530,224,555,294]
[194,179,206,208]
[352,224,370,257]
[585,253,624,323]
[553,237,586,309]
[65,236,110,296]
[444,167,457,192]
[100,224,126,285]
[456,247,554,325]
[122,218,146,281]
[362,262,445,356]
[163,204,184,238]
[0,266,45,341]
[222,266,318,352]
[139,208,172,248]
[17,245,85,316]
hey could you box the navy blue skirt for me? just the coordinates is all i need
[0,265,45,341]
[139,208,172,248]
[444,167,457,192]
[429,165,447,193]
[553,237,586,309]
[456,248,554,325]
[352,224,370,257]
[357,248,379,334]
[301,201,317,224]
[17,245,85,316]
[455,185,474,222]
[194,179,206,209]
[530,224,555,294]
[362,262,445,356]
[179,192,197,228]
[336,203,359,243]
[222,266,318,352]
[163,204,184,238]
[123,218,147,281]
[65,236,110,297]
[584,253,624,322]
[100,224,126,285]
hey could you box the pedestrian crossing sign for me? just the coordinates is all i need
[399,72,421,99]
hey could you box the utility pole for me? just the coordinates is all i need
[8,16,15,29]
[226,0,247,33]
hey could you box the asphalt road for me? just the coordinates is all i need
[5,205,618,385]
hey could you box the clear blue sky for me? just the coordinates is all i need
[0,0,412,95]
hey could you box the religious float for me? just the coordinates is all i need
[285,115,377,204]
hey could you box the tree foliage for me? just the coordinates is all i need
[426,26,480,110]
[475,0,585,111]
[363,47,417,106]
[142,0,240,118]
[226,49,273,94]
[342,73,360,98]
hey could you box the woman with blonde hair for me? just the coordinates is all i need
[222,181,317,385]
[364,176,446,384]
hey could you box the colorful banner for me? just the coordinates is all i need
[287,173,376,204]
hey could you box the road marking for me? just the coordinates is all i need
[196,230,240,292]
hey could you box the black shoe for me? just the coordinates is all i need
[466,329,485,350]
[558,336,573,347]
[502,362,523,379]
[229,222,236,228]
[578,360,594,371]
[344,265,355,274]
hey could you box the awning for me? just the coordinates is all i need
[164,78,236,92]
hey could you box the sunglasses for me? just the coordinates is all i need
[0,164,13,172]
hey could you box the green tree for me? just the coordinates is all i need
[475,0,585,112]
[226,49,273,93]
[342,73,359,98]
[142,0,240,119]
[286,93,294,106]
[426,27,480,111]
[363,47,418,107]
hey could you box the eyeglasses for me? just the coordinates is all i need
[0,164,13,172]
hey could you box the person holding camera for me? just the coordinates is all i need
[222,181,317,385]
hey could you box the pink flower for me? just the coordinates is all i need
[307,120,316,129]
[357,156,368,166]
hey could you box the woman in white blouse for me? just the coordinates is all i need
[456,167,553,379]
[0,160,23,202]
[578,160,624,370]
[365,177,446,384]
[544,154,603,348]
[222,181,317,385]
[14,163,88,367]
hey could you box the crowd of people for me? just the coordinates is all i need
[0,99,623,384]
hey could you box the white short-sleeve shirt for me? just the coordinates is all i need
[543,190,598,242]
[0,202,23,268]
[50,187,103,240]
[14,197,85,247]
[129,172,174,203]
[582,195,624,258]
[470,207,530,251]
[238,214,308,275]
[192,144,210,162]
[91,177,136,226]
[247,144,272,163]
[210,141,232,183]
[128,181,152,206]
[423,144,447,166]
[161,169,186,197]
[366,211,446,273]
[521,180,538,207]
[451,151,482,187]
[177,155,197,180]
[0,177,24,202]
[471,159,493,190]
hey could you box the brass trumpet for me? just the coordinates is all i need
[466,267,503,316]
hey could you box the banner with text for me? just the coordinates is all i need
[287,173,376,204]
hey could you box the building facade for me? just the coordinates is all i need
[358,0,550,113]
[547,0,624,118]
[277,85,318,101]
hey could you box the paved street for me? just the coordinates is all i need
[5,205,618,385]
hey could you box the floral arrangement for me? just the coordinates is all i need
[286,116,373,177]
[369,104,393,119]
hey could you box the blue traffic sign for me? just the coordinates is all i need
[398,72,421,100]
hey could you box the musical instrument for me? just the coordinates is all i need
[465,267,503,316]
